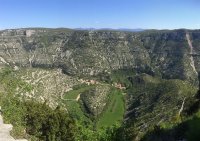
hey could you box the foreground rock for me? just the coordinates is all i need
[0,114,27,141]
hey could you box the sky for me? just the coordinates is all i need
[0,0,200,29]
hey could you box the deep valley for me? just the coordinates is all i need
[0,28,200,141]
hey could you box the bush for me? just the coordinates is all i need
[25,102,77,141]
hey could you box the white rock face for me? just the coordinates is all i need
[0,114,27,141]
[25,30,35,37]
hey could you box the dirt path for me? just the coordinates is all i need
[76,94,80,101]
[186,33,198,74]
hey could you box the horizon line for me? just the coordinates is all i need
[0,27,200,31]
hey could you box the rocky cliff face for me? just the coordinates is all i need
[0,28,200,85]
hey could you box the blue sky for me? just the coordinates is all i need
[0,0,200,29]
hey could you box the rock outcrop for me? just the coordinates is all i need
[80,85,110,117]
[0,114,27,141]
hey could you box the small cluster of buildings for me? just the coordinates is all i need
[78,79,126,90]
[78,79,99,85]
[113,83,126,90]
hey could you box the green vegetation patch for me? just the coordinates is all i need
[110,69,136,86]
[64,100,89,121]
[97,88,125,129]
[62,84,96,121]
[64,84,95,99]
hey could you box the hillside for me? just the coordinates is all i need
[0,28,200,141]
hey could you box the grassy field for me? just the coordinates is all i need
[64,100,88,121]
[63,84,125,128]
[64,85,95,99]
[63,84,96,121]
[97,88,125,129]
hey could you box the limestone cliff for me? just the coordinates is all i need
[0,28,200,85]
